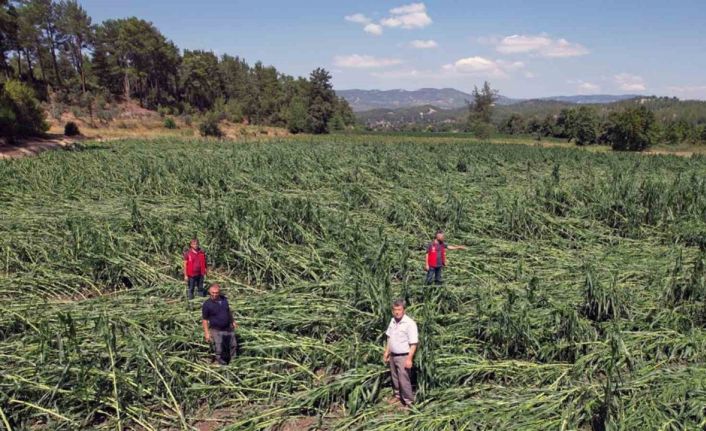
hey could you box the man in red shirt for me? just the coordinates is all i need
[425,230,466,285]
[184,238,207,300]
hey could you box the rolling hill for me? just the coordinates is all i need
[337,88,643,112]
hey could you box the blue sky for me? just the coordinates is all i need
[80,0,706,99]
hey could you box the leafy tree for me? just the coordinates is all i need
[555,108,577,141]
[500,113,525,135]
[572,106,598,145]
[468,81,498,138]
[0,79,48,137]
[21,0,63,86]
[250,61,283,125]
[333,96,355,127]
[662,118,692,145]
[219,54,251,118]
[606,106,656,151]
[56,0,92,92]
[286,94,308,133]
[306,67,335,134]
[179,50,221,111]
[93,18,179,106]
[698,125,706,145]
[0,0,18,79]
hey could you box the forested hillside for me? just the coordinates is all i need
[0,0,355,139]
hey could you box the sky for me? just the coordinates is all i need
[79,0,706,99]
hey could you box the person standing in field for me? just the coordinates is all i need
[424,229,467,285]
[184,237,207,300]
[202,284,238,365]
[383,299,418,407]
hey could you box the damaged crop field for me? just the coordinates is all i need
[1,136,705,430]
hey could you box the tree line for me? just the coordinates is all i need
[0,0,355,138]
[367,82,706,151]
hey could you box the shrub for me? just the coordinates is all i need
[0,80,49,138]
[199,114,223,138]
[51,102,65,120]
[182,115,192,127]
[64,122,81,136]
[470,121,494,140]
[163,117,177,129]
[97,109,114,123]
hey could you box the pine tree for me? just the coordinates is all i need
[307,67,335,134]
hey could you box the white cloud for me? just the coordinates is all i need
[345,12,382,35]
[364,23,383,35]
[614,73,646,92]
[524,71,536,79]
[333,54,403,69]
[410,39,438,49]
[371,69,426,79]
[495,34,589,58]
[442,56,523,78]
[381,2,432,29]
[390,3,427,14]
[345,13,371,24]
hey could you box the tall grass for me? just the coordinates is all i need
[0,136,705,429]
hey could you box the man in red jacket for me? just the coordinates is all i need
[184,238,207,300]
[425,230,466,285]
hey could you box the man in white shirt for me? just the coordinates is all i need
[383,299,418,406]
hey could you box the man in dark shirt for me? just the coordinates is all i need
[425,230,467,285]
[202,284,238,365]
[184,238,208,300]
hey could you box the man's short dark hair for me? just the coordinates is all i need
[392,299,406,308]
[435,229,444,235]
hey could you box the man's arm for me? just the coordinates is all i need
[404,344,417,369]
[447,245,467,251]
[383,338,390,363]
[229,309,238,329]
[202,319,211,342]
[202,253,208,276]
[183,259,189,281]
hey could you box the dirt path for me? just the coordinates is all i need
[0,135,76,160]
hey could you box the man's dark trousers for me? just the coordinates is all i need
[187,275,205,300]
[425,267,443,285]
[211,329,237,365]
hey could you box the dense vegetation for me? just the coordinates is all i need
[0,0,354,138]
[1,136,705,429]
[360,96,706,149]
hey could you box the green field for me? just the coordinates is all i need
[1,136,705,430]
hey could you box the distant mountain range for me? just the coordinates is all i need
[336,88,642,112]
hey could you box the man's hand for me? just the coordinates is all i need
[424,264,430,271]
[232,321,239,330]
[184,275,189,281]
[404,356,413,369]
[205,332,211,343]
[383,351,390,364]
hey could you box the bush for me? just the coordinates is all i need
[97,109,114,123]
[0,80,49,138]
[199,114,223,138]
[470,121,494,140]
[182,115,193,127]
[163,117,177,129]
[64,122,81,136]
[606,106,656,151]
